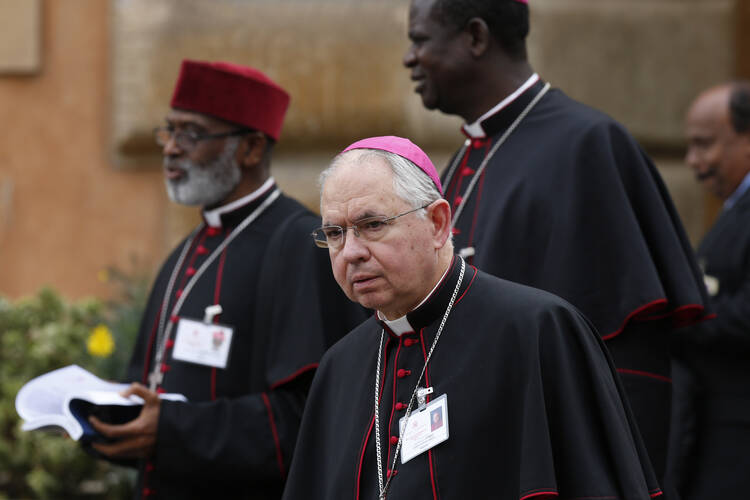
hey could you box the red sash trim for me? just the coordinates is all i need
[261,392,286,479]
[617,368,672,384]
[269,363,319,390]
[602,299,707,341]
[519,490,558,500]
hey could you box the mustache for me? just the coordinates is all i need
[696,167,717,181]
[164,157,189,169]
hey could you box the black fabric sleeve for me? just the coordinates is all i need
[255,210,368,387]
[519,302,661,498]
[699,276,750,347]
[149,209,365,483]
[153,372,312,482]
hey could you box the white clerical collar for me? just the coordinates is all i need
[377,262,452,336]
[202,177,276,228]
[462,73,540,139]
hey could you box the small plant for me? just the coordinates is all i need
[0,264,149,499]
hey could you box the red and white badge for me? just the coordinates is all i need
[172,317,234,369]
[398,394,449,463]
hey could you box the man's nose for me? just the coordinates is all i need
[684,146,699,170]
[339,230,370,261]
[162,134,183,157]
[403,45,416,68]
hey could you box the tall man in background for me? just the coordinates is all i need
[89,59,365,499]
[402,0,709,487]
[675,82,750,498]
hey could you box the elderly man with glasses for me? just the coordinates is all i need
[88,59,366,500]
[283,136,662,500]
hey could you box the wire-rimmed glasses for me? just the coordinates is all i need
[312,203,431,249]
[153,127,250,151]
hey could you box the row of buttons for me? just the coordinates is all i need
[141,224,225,497]
[385,333,424,473]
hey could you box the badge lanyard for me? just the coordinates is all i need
[148,188,281,390]
[373,258,465,499]
[443,83,551,226]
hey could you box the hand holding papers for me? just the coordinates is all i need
[15,365,186,443]
[88,382,164,459]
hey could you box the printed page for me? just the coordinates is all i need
[15,365,128,422]
[16,364,187,441]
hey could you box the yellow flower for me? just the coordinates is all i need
[87,324,115,358]
[97,269,109,283]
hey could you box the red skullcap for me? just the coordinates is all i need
[170,59,290,141]
[342,136,443,195]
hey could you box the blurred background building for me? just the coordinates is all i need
[0,0,746,300]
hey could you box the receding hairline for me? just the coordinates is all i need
[323,149,392,184]
[320,150,393,196]
[320,148,442,214]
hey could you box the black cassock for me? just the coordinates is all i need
[283,256,662,500]
[442,78,709,480]
[672,187,750,498]
[124,183,367,499]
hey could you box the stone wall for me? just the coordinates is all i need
[528,0,736,242]
[0,0,741,298]
[111,0,736,244]
[0,0,41,74]
[0,0,166,299]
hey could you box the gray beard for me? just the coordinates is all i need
[164,138,242,207]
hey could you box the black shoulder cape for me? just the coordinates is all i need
[441,80,711,482]
[283,257,661,500]
[444,80,708,338]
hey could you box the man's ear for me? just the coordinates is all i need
[237,132,267,170]
[427,199,453,249]
[465,17,491,58]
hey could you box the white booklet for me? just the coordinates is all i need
[15,364,187,442]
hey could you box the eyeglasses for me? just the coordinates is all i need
[153,127,250,151]
[312,203,431,249]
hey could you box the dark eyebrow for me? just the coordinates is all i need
[321,212,385,227]
[165,118,205,133]
[688,133,714,144]
[408,25,429,40]
[353,211,386,222]
[321,216,344,227]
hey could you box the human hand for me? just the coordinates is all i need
[89,382,161,459]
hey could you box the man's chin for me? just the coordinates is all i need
[351,292,384,313]
[700,180,724,200]
[166,186,210,207]
[420,94,438,111]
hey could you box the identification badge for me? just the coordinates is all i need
[172,318,234,369]
[398,394,449,463]
[458,246,475,259]
[704,274,719,296]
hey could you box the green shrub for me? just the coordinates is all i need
[0,267,149,499]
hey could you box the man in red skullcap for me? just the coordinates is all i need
[403,0,710,493]
[88,59,366,499]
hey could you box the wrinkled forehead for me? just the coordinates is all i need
[688,88,731,123]
[166,108,228,129]
[321,153,403,222]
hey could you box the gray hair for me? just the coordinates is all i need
[319,149,443,217]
